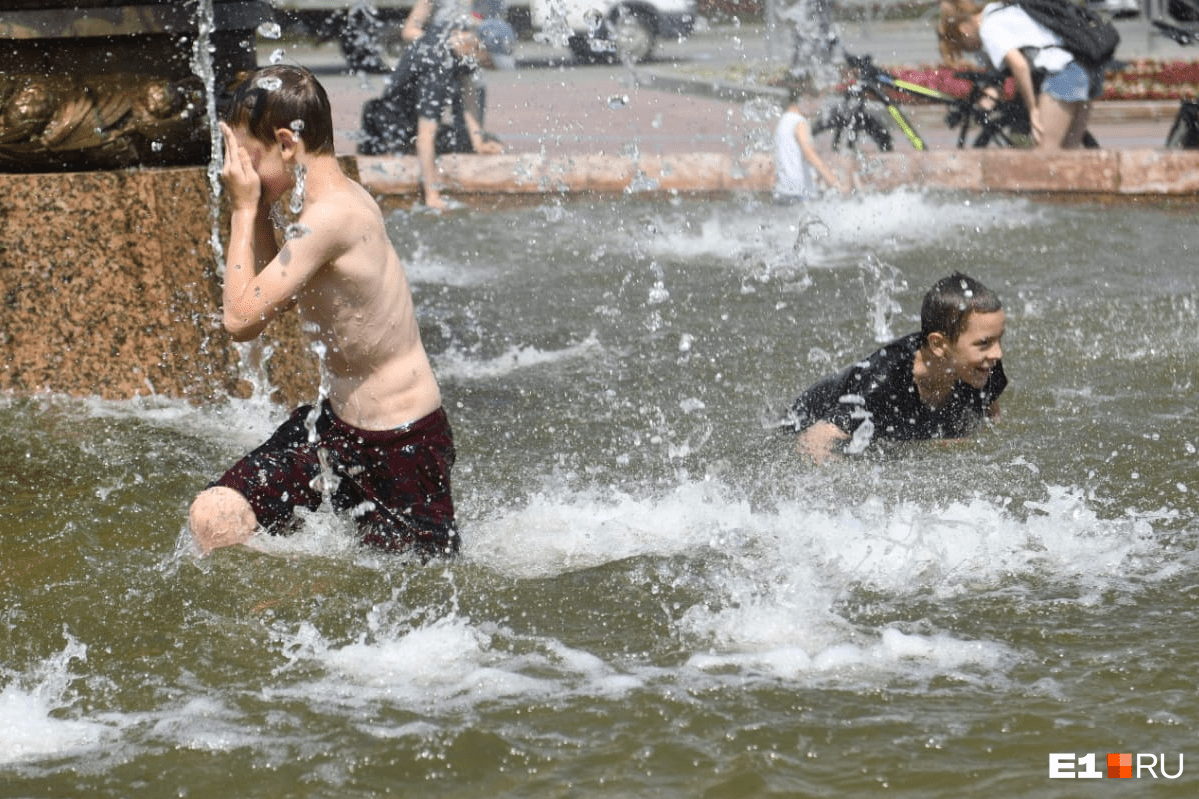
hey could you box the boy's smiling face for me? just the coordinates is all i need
[943,309,1005,389]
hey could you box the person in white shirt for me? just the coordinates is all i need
[773,82,844,202]
[944,2,1103,149]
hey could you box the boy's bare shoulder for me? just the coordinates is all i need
[300,172,385,240]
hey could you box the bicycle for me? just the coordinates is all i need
[1151,19,1199,149]
[812,52,1030,152]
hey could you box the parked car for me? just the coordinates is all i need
[530,0,697,63]
[1086,0,1141,18]
[268,1,532,72]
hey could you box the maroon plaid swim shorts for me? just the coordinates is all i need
[213,402,458,558]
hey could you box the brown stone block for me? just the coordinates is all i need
[847,151,982,194]
[917,151,984,192]
[736,154,775,192]
[441,154,558,193]
[634,154,737,192]
[534,156,593,193]
[355,156,420,195]
[852,152,924,193]
[1117,150,1199,195]
[569,154,636,193]
[981,150,1119,192]
[0,167,319,405]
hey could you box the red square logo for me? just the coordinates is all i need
[1107,752,1133,778]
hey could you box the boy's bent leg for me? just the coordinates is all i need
[189,486,260,553]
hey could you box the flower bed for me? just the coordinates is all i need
[887,59,1199,102]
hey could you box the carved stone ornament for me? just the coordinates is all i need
[0,0,269,172]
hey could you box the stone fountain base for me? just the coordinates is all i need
[0,167,318,406]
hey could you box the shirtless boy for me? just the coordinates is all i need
[787,272,1007,464]
[189,66,458,558]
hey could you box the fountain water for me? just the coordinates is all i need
[2,191,1197,797]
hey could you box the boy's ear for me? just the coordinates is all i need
[925,330,950,357]
[275,127,299,157]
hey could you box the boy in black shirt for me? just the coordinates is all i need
[787,272,1007,464]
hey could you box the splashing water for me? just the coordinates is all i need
[0,633,111,764]
[859,255,908,343]
[5,194,1199,798]
[190,0,223,268]
[780,0,840,86]
[289,163,307,216]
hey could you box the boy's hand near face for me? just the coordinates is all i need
[219,122,262,213]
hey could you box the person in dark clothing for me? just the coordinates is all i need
[359,9,514,209]
[786,272,1007,464]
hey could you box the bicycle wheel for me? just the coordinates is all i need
[970,99,1029,148]
[847,100,895,151]
[861,114,894,151]
[814,98,894,152]
[1166,100,1199,149]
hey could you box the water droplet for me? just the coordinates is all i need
[258,22,282,39]
[256,76,283,92]
[289,164,307,215]
[290,119,305,132]
[284,222,311,241]
[270,48,287,64]
[647,281,670,305]
[607,95,630,110]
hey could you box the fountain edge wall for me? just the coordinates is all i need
[0,165,322,406]
[2,149,1195,404]
[356,149,1199,201]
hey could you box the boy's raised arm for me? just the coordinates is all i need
[218,123,338,341]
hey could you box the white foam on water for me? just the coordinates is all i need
[0,634,116,765]
[431,332,602,381]
[399,238,500,287]
[80,393,286,450]
[461,476,1179,685]
[685,628,1013,684]
[264,614,643,721]
[148,694,265,753]
[630,191,1040,268]
[466,480,754,578]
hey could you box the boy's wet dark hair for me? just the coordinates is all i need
[224,65,335,155]
[920,272,1002,343]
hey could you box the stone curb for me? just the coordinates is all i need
[356,147,1199,201]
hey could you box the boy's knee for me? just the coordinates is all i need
[189,486,258,553]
